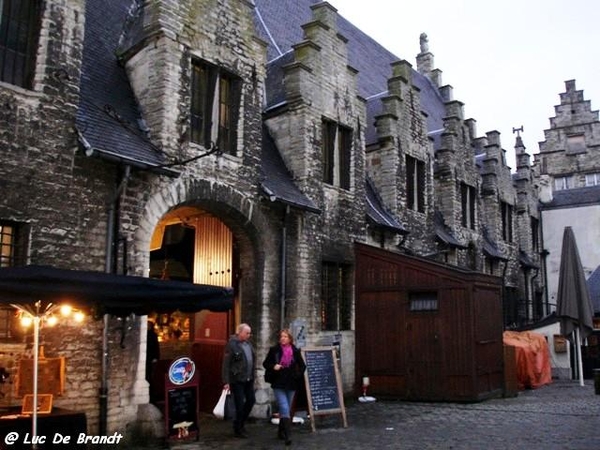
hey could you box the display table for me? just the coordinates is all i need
[0,407,87,449]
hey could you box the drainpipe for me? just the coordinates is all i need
[538,210,550,314]
[531,266,540,317]
[280,206,289,330]
[501,258,509,327]
[100,165,131,435]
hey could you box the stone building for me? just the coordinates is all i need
[533,80,600,377]
[0,0,543,438]
[535,80,600,309]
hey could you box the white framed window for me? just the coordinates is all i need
[585,173,600,187]
[554,176,572,191]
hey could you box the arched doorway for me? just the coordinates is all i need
[147,206,240,412]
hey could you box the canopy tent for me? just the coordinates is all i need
[0,265,233,316]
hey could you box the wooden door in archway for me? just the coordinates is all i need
[192,215,235,412]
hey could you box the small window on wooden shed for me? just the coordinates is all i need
[409,292,438,311]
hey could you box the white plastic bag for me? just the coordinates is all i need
[213,388,228,419]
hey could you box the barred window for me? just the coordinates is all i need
[409,292,438,312]
[0,222,17,267]
[0,0,41,89]
[321,262,352,331]
[0,221,27,341]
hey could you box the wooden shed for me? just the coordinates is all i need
[355,243,504,402]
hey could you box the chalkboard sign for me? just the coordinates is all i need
[167,387,198,438]
[164,358,199,441]
[301,347,347,431]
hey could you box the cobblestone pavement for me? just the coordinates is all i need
[160,380,599,450]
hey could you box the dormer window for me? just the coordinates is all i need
[191,59,241,155]
[0,0,41,89]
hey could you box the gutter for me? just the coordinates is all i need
[280,206,289,330]
[76,129,180,177]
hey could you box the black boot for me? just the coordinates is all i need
[277,419,285,440]
[282,417,292,446]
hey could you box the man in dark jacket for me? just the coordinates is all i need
[222,323,256,438]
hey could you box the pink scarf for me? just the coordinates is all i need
[280,344,293,367]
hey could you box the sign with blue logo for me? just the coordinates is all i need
[168,357,196,385]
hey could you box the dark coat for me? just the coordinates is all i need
[262,344,306,391]
[222,335,256,384]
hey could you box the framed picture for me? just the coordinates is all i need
[21,394,53,414]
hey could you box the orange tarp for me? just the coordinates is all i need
[503,331,552,390]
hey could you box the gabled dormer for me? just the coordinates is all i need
[118,0,267,172]
[263,2,366,219]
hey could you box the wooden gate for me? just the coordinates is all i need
[355,243,504,402]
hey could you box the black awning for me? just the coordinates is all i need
[0,265,233,317]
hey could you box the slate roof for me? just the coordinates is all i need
[587,265,600,314]
[75,0,451,216]
[434,211,466,248]
[261,126,320,213]
[540,185,600,209]
[482,228,506,260]
[365,178,407,234]
[254,0,451,217]
[253,0,446,146]
[519,250,539,269]
[76,0,175,175]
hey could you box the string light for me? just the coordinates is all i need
[10,301,86,446]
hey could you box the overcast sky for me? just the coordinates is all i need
[329,0,599,170]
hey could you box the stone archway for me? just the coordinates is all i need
[135,178,278,413]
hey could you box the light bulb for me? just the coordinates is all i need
[46,315,58,326]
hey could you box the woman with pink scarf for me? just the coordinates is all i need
[263,329,306,446]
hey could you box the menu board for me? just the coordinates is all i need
[166,386,198,439]
[301,347,347,431]
[164,357,199,441]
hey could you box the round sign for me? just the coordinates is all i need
[168,357,196,385]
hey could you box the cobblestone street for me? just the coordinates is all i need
[160,380,600,450]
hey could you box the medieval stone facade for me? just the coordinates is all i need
[0,0,555,440]
[535,80,600,309]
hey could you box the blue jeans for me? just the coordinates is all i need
[273,388,295,418]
